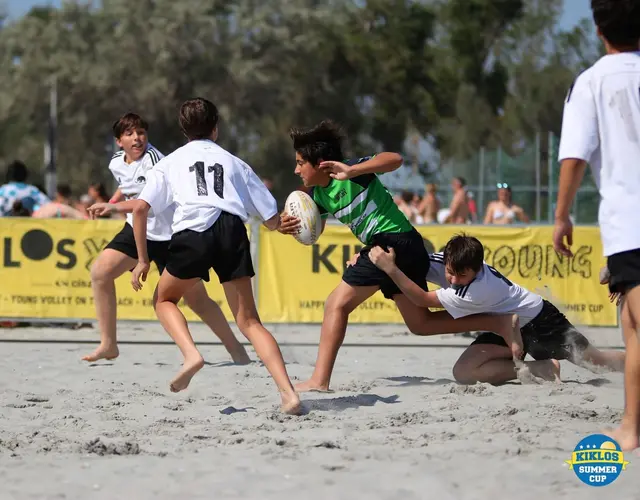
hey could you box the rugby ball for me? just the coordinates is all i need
[284,190,323,246]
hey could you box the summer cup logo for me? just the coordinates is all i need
[565,434,629,486]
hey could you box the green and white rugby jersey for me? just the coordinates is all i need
[311,156,413,244]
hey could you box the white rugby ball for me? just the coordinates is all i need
[284,190,323,246]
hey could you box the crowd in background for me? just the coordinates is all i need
[1,160,531,226]
[0,160,123,220]
[393,177,530,226]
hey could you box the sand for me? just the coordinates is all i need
[0,322,637,499]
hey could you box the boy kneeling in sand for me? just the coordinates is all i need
[367,234,624,385]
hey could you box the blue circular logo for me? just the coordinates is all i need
[566,434,629,486]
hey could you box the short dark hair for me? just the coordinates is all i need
[6,160,28,183]
[112,113,149,139]
[57,184,72,199]
[289,120,344,167]
[591,0,640,48]
[90,182,109,200]
[443,234,484,274]
[453,176,467,187]
[179,98,219,140]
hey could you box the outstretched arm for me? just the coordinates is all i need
[87,199,141,218]
[263,213,282,231]
[369,247,441,308]
[388,266,442,308]
[319,152,403,180]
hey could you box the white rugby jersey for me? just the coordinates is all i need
[108,144,173,241]
[427,253,543,326]
[139,139,277,233]
[558,52,640,256]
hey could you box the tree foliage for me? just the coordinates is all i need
[0,0,598,200]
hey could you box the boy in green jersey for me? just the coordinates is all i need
[279,121,521,392]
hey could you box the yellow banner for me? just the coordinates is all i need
[0,218,616,326]
[257,224,617,326]
[0,218,235,320]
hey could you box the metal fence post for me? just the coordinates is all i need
[478,147,486,219]
[535,131,541,223]
[547,131,554,223]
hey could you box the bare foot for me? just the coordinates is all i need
[530,359,562,383]
[280,392,302,415]
[515,359,561,384]
[229,348,251,366]
[515,361,542,385]
[294,379,332,393]
[169,356,205,393]
[82,345,119,362]
[603,424,640,452]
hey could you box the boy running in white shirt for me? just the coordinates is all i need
[553,0,640,449]
[369,234,624,385]
[126,98,300,414]
[85,113,249,365]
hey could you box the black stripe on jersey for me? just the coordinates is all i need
[146,148,161,165]
[146,148,157,164]
[455,284,470,298]
[430,253,444,263]
[152,148,161,163]
[565,82,575,103]
[350,173,376,188]
[345,156,376,188]
[112,150,124,159]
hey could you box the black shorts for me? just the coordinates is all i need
[607,249,640,294]
[470,300,590,362]
[105,222,169,274]
[343,229,429,299]
[165,212,254,283]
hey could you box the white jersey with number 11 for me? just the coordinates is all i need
[139,139,278,234]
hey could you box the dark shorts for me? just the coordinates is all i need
[470,300,590,362]
[343,229,429,299]
[105,222,169,274]
[607,249,640,294]
[165,212,254,283]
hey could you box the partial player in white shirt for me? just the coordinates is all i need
[84,113,249,366]
[554,0,640,451]
[369,235,624,385]
[124,98,300,414]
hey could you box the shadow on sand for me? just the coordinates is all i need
[302,393,400,413]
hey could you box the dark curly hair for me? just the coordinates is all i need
[289,120,345,167]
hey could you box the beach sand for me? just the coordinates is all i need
[0,322,636,499]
